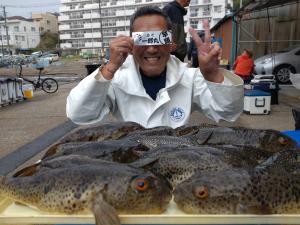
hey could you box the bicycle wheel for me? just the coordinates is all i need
[41,78,58,93]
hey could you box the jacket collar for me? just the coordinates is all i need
[112,55,187,96]
[171,1,187,15]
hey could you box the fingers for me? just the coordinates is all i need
[203,20,211,44]
[109,35,133,68]
[208,42,221,59]
[189,27,203,47]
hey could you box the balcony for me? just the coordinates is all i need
[60,43,72,48]
[71,34,85,38]
[61,0,90,3]
[60,34,71,39]
[116,9,134,17]
[70,24,84,29]
[84,3,98,10]
[116,20,130,27]
[58,15,69,21]
[59,6,70,12]
[85,42,102,48]
[116,30,130,36]
[84,32,101,38]
[83,13,99,19]
[59,24,70,30]
[202,11,211,16]
[84,22,101,29]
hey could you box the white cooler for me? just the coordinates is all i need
[244,89,271,115]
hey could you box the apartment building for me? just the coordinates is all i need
[59,0,232,53]
[32,12,59,34]
[0,16,40,54]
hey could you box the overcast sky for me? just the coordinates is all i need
[0,0,60,18]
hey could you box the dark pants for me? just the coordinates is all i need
[292,108,300,130]
[191,56,199,68]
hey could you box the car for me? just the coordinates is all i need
[40,53,59,63]
[254,45,300,84]
[31,51,43,57]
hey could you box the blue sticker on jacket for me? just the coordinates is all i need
[170,107,185,122]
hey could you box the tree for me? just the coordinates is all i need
[36,32,59,50]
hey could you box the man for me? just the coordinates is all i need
[66,6,244,129]
[233,48,254,84]
[188,31,205,68]
[163,0,190,61]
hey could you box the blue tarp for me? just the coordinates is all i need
[282,130,300,147]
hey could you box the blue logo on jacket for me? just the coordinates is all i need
[170,107,185,122]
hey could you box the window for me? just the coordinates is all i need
[24,26,26,31]
[135,0,142,3]
[190,20,198,29]
[31,27,36,32]
[190,8,198,17]
[14,26,19,32]
[22,36,25,41]
[47,20,50,25]
[214,5,222,13]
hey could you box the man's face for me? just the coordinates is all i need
[181,0,191,7]
[132,15,172,77]
[177,0,190,7]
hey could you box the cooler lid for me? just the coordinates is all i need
[244,89,271,96]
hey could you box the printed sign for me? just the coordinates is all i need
[132,30,172,46]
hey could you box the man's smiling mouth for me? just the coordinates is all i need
[144,56,161,62]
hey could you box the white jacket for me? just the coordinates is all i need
[67,55,244,128]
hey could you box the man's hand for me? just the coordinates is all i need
[101,35,133,80]
[189,20,223,83]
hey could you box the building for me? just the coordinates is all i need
[0,16,40,54]
[32,12,59,34]
[58,0,232,54]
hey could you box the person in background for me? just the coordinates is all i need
[233,48,255,84]
[66,6,244,129]
[188,31,205,68]
[163,0,190,62]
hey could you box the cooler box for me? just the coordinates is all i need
[244,90,271,115]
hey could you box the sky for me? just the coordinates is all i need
[0,0,60,18]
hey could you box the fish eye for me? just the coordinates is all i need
[134,178,149,191]
[278,136,288,145]
[193,186,208,199]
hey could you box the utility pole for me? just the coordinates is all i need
[98,0,104,61]
[3,6,11,55]
[0,14,4,55]
[237,0,243,54]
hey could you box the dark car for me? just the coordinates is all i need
[254,45,300,84]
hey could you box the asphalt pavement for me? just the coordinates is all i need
[0,81,300,176]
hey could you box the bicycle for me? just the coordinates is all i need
[17,63,59,94]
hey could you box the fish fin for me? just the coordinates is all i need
[111,131,127,140]
[236,203,272,214]
[12,161,41,177]
[91,194,120,225]
[194,129,213,145]
[42,144,59,159]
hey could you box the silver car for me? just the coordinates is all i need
[254,45,300,84]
